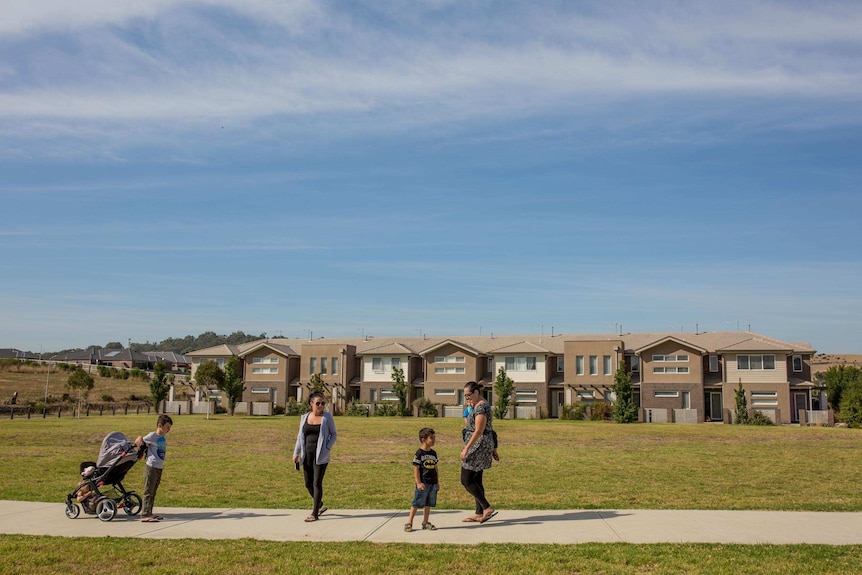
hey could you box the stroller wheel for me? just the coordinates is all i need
[95,497,117,522]
[65,502,80,519]
[123,493,143,516]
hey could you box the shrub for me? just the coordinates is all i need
[284,399,309,416]
[589,402,613,421]
[748,410,775,426]
[561,403,587,420]
[345,400,370,417]
[101,394,114,402]
[373,402,398,417]
[412,397,438,417]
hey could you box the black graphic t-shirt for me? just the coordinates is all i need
[412,448,439,484]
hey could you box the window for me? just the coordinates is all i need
[320,357,328,375]
[652,354,689,362]
[514,389,538,404]
[435,356,465,363]
[709,355,719,372]
[331,357,338,375]
[630,356,640,372]
[252,357,278,364]
[370,389,378,401]
[792,355,802,372]
[488,358,494,372]
[737,355,776,371]
[576,356,584,375]
[252,367,278,374]
[309,357,316,375]
[372,358,383,373]
[682,391,691,409]
[505,356,537,371]
[751,391,778,406]
[653,366,690,374]
[434,366,466,374]
[390,357,401,369]
[654,390,679,398]
[556,356,564,372]
[436,389,456,396]
[603,355,611,375]
[589,356,597,375]
[251,387,270,394]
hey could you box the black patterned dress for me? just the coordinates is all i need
[462,400,494,472]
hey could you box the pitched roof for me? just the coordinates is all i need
[355,342,417,356]
[487,340,552,354]
[237,341,299,358]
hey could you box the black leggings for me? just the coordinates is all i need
[461,467,490,514]
[302,457,328,517]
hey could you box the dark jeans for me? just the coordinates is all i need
[303,456,328,518]
[460,467,490,514]
[142,465,162,517]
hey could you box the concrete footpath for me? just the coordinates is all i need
[2,501,861,545]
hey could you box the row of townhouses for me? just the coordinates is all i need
[186,330,821,424]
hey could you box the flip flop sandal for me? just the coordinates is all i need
[462,516,481,523]
[304,515,318,522]
[480,510,498,523]
[141,516,161,523]
[404,523,413,532]
[318,507,328,516]
[422,522,437,530]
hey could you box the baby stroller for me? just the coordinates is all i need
[65,431,146,521]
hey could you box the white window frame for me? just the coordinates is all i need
[372,357,384,373]
[709,355,719,372]
[505,356,537,371]
[309,357,316,375]
[435,355,465,363]
[252,357,278,364]
[331,357,338,375]
[252,367,278,374]
[603,355,611,375]
[589,355,598,376]
[652,354,689,362]
[556,356,564,372]
[514,389,538,404]
[434,366,466,374]
[576,356,584,375]
[653,366,690,374]
[654,390,680,398]
[251,387,270,394]
[631,356,640,373]
[792,355,803,373]
[737,354,776,371]
[320,357,328,375]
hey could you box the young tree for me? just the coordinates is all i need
[308,373,327,397]
[66,367,94,416]
[838,379,862,427]
[734,379,750,424]
[219,356,245,416]
[493,367,515,419]
[391,366,409,416]
[612,362,638,423]
[150,360,171,412]
[195,359,225,402]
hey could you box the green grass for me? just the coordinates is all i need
[2,415,861,511]
[4,415,862,574]
[0,363,151,405]
[1,537,860,575]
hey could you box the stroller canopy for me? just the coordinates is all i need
[96,431,134,468]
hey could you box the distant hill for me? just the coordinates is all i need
[47,331,266,357]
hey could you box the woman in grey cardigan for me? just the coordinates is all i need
[292,392,338,522]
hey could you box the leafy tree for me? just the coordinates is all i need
[219,356,245,416]
[309,373,327,397]
[391,366,409,416]
[838,379,862,427]
[734,379,749,424]
[819,365,862,411]
[150,360,171,412]
[66,368,95,415]
[612,362,638,423]
[195,360,225,393]
[493,367,515,419]
[105,342,124,349]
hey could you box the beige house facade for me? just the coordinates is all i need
[186,330,819,423]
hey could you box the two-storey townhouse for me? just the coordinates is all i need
[184,330,818,423]
[237,341,300,407]
[355,342,421,404]
[563,338,625,409]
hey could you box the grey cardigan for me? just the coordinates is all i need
[293,411,337,465]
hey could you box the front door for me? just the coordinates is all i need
[792,392,808,423]
[708,392,723,422]
[550,390,564,418]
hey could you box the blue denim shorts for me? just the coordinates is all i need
[411,483,439,508]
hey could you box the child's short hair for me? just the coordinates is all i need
[419,427,435,442]
[157,414,173,428]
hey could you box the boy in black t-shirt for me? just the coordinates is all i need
[405,427,439,532]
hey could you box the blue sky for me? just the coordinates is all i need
[1,1,861,353]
